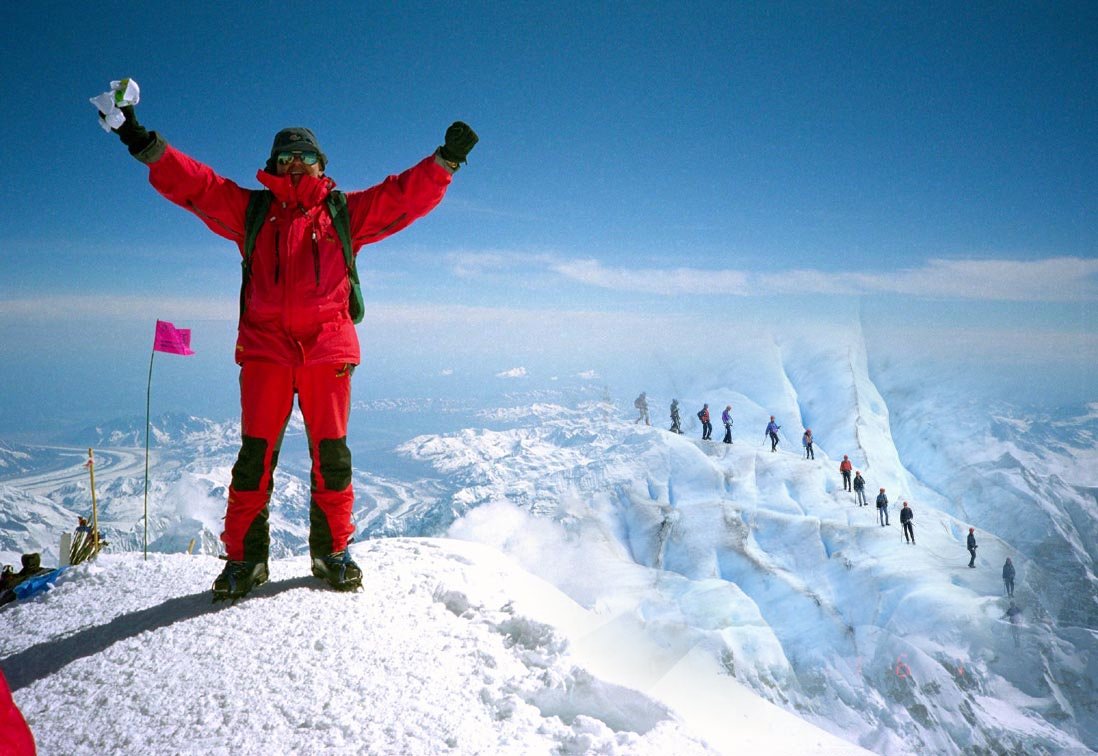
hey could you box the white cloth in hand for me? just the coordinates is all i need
[90,78,141,132]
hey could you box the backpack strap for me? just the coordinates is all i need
[241,190,274,318]
[239,188,363,324]
[325,190,364,324]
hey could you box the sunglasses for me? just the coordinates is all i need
[276,151,320,166]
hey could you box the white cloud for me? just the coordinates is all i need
[446,252,516,278]
[439,368,454,376]
[0,295,236,321]
[445,250,556,279]
[850,257,1098,302]
[577,370,599,380]
[496,367,528,379]
[552,256,1098,303]
[363,302,681,339]
[552,259,751,296]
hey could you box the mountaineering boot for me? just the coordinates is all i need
[212,560,269,601]
[312,549,363,591]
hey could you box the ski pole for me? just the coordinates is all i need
[86,449,99,557]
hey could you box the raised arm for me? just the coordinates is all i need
[345,121,478,250]
[114,104,250,243]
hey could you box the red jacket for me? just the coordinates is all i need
[0,669,35,755]
[840,459,853,473]
[145,143,452,365]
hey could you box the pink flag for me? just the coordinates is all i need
[153,319,195,356]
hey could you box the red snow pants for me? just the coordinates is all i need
[222,362,356,562]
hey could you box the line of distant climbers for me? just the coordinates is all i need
[635,393,1015,590]
[638,393,823,453]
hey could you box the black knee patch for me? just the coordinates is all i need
[309,502,333,558]
[317,437,352,491]
[243,506,270,563]
[231,436,269,492]
[268,448,281,493]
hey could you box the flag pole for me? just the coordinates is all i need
[144,348,155,561]
[145,319,194,561]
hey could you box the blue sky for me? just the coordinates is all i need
[0,1,1095,435]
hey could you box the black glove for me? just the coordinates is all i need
[114,105,154,155]
[439,121,478,164]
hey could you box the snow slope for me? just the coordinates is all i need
[1,542,863,755]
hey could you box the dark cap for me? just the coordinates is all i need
[265,127,327,172]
